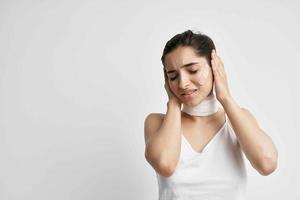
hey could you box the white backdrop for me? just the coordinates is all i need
[0,0,299,199]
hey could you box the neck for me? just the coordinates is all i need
[181,92,219,119]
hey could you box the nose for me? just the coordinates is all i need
[178,73,190,90]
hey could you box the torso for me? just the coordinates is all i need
[155,108,248,200]
[180,107,227,153]
[157,107,228,154]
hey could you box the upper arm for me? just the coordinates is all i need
[144,113,164,149]
[144,113,174,177]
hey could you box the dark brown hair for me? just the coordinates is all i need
[161,29,216,69]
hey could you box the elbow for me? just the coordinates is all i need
[158,160,176,177]
[145,152,176,178]
[258,154,278,176]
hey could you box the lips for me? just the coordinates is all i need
[181,89,197,95]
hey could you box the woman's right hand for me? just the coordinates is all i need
[163,68,183,107]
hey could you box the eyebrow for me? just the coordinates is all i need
[166,62,199,74]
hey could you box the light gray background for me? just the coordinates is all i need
[0,0,299,199]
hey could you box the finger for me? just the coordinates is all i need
[211,50,216,69]
[212,50,226,78]
[216,55,224,70]
[216,56,226,77]
[211,58,220,77]
[213,51,225,76]
[213,50,221,69]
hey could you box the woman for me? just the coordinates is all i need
[144,30,278,199]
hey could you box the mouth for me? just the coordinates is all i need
[181,89,197,98]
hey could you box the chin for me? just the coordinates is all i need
[183,99,197,107]
[183,96,205,107]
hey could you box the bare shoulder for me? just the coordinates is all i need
[144,113,165,145]
[144,112,165,124]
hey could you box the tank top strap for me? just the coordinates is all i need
[223,109,229,124]
[224,112,228,120]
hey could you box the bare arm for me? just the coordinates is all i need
[221,96,278,176]
[144,100,182,177]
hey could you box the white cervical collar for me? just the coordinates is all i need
[181,92,219,116]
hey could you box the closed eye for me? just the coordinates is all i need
[170,70,198,81]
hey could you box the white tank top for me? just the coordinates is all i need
[156,114,248,200]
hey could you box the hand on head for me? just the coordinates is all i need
[163,68,182,106]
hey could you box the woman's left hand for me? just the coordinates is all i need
[211,49,232,103]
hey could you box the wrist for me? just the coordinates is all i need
[167,99,182,109]
[219,95,235,107]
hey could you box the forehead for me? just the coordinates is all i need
[164,46,207,69]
